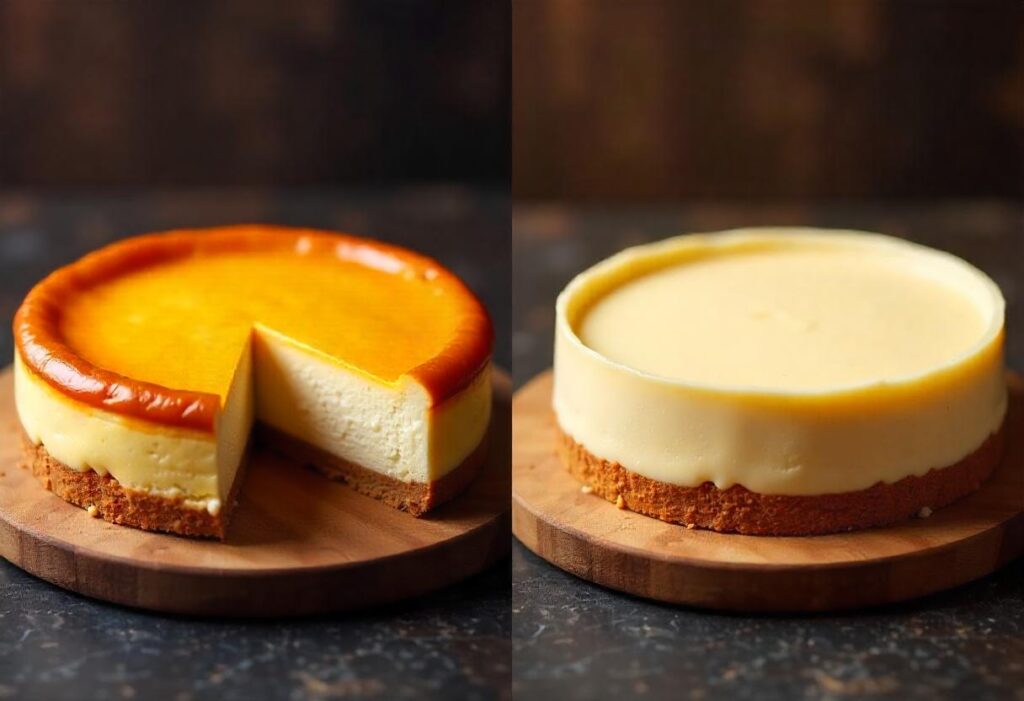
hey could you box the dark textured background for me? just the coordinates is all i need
[1,556,510,701]
[514,0,1024,201]
[0,0,509,188]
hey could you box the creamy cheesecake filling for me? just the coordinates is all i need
[254,327,491,484]
[430,363,493,476]
[554,229,1007,496]
[15,331,491,506]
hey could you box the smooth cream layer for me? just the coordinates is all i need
[16,331,491,503]
[554,229,1007,495]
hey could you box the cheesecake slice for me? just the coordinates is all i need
[14,226,493,538]
[554,228,1006,535]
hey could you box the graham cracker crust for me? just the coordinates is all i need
[257,425,488,517]
[20,425,488,539]
[557,426,1005,536]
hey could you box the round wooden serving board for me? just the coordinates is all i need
[0,367,511,617]
[513,371,1024,612]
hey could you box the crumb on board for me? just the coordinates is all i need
[86,504,99,518]
[580,485,593,495]
[615,494,626,509]
[918,506,933,518]
[686,523,696,530]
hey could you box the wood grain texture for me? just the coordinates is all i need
[0,368,511,617]
[512,371,1024,612]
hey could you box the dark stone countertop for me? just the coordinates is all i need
[512,201,1024,700]
[0,187,511,701]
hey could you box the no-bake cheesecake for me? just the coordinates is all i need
[553,228,1006,535]
[14,226,493,538]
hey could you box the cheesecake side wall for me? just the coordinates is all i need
[554,326,1006,495]
[14,353,222,504]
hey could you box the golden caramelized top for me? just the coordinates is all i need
[14,226,492,431]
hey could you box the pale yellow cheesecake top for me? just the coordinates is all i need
[578,242,990,391]
[554,229,1007,495]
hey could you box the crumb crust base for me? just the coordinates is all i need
[21,425,487,540]
[557,426,1005,536]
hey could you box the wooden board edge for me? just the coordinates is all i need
[513,495,1023,613]
[4,507,511,618]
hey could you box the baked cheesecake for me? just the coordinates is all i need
[14,226,493,538]
[554,228,1006,535]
